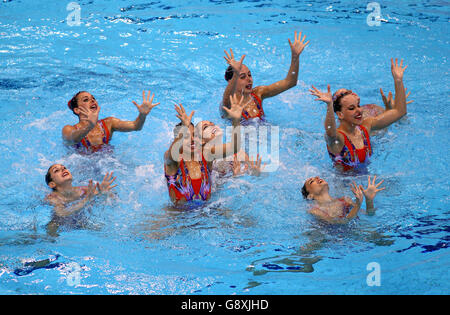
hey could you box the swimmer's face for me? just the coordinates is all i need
[73,92,99,116]
[48,164,72,189]
[235,65,253,94]
[179,125,201,155]
[196,121,223,145]
[336,93,362,124]
[304,176,328,199]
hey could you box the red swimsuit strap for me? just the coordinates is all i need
[337,125,371,162]
[79,119,110,149]
[242,93,264,120]
[99,119,111,144]
[359,125,371,155]
[337,130,356,162]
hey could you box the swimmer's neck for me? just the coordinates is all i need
[338,120,360,135]
[54,183,78,197]
[313,192,334,204]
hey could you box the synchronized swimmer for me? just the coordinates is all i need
[63,90,159,152]
[44,30,411,227]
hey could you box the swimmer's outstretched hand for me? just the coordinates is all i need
[310,84,333,105]
[86,180,97,200]
[223,94,248,121]
[132,90,160,116]
[359,175,385,201]
[174,103,194,127]
[78,105,100,127]
[224,48,245,74]
[288,31,309,58]
[96,172,117,194]
[391,58,407,81]
[380,87,413,110]
[350,181,364,205]
[247,154,266,176]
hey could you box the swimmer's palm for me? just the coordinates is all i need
[224,94,247,120]
[133,90,160,115]
[310,85,332,105]
[288,31,309,57]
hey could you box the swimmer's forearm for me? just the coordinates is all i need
[324,102,337,139]
[133,113,147,131]
[63,121,95,143]
[166,135,184,165]
[346,200,362,220]
[365,198,376,216]
[393,79,407,117]
[231,119,241,154]
[223,76,239,108]
[54,195,92,218]
[285,55,300,88]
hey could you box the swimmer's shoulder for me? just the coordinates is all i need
[45,192,63,206]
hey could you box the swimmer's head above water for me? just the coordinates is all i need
[332,89,363,125]
[67,91,99,116]
[195,120,223,146]
[301,176,329,200]
[45,164,73,191]
[224,64,253,94]
[173,122,202,158]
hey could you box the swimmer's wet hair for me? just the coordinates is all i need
[45,165,56,191]
[67,91,87,113]
[224,65,234,82]
[173,122,194,138]
[301,184,309,199]
[332,90,354,113]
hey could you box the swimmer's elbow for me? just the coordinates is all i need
[62,126,76,143]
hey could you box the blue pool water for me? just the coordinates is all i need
[0,0,449,294]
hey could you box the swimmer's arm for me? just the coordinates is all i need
[109,91,160,132]
[324,102,344,152]
[258,32,309,100]
[108,115,147,133]
[255,56,299,100]
[223,73,239,110]
[205,119,241,160]
[365,198,376,216]
[46,184,95,218]
[62,121,96,144]
[308,207,337,224]
[164,134,184,170]
[62,106,99,144]
[344,196,362,220]
[222,50,246,109]
[369,59,408,131]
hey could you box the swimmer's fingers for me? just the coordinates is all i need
[380,88,387,104]
[375,179,384,188]
[238,54,245,66]
[132,101,140,110]
[229,48,234,59]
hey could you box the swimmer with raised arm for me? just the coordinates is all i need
[63,90,159,152]
[45,164,117,218]
[222,31,309,121]
[310,58,408,171]
[194,120,265,176]
[301,176,385,224]
[164,94,246,206]
[353,88,413,120]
